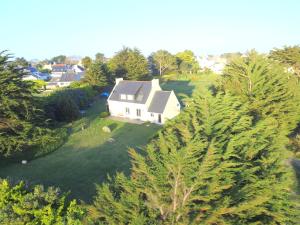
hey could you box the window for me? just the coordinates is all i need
[120,94,126,100]
[125,107,130,114]
[136,109,141,117]
[127,95,134,100]
[151,113,154,117]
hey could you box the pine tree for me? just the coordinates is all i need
[108,47,149,80]
[0,51,43,157]
[84,61,111,88]
[269,45,300,80]
[221,50,300,134]
[93,92,298,224]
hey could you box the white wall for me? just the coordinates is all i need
[58,82,71,87]
[161,91,181,123]
[22,75,38,81]
[108,100,149,121]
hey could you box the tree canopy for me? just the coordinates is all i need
[83,61,111,88]
[152,50,177,75]
[108,47,149,80]
[0,179,85,224]
[14,57,30,68]
[176,50,199,74]
[81,56,92,69]
[221,50,300,134]
[95,52,105,63]
[269,45,300,79]
[0,52,45,157]
[93,93,298,224]
[51,55,66,64]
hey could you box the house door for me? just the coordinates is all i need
[158,114,162,123]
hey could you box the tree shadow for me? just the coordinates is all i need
[108,123,118,131]
[0,122,160,204]
[291,159,300,195]
[160,80,195,104]
[56,122,160,203]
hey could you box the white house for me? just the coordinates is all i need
[107,78,181,124]
[46,72,84,89]
[22,74,38,81]
[72,64,85,73]
[198,55,227,74]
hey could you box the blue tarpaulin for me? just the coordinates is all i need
[100,92,109,97]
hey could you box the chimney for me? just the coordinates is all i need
[115,77,123,85]
[151,78,159,88]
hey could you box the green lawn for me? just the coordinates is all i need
[0,74,218,203]
[0,98,160,202]
[161,73,219,103]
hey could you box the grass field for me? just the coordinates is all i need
[0,98,160,202]
[0,73,219,203]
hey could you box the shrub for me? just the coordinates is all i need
[33,127,68,157]
[44,85,98,123]
[0,179,85,224]
[54,94,80,122]
[100,111,109,118]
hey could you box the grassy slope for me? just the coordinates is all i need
[0,98,160,202]
[0,73,218,203]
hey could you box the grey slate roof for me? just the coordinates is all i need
[148,91,171,113]
[59,72,84,82]
[109,80,152,104]
[52,65,69,72]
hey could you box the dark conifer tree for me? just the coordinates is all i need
[93,91,298,224]
[0,52,44,157]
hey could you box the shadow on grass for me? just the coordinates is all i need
[0,121,160,204]
[50,122,159,203]
[161,80,195,104]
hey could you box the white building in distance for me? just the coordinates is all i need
[198,55,227,74]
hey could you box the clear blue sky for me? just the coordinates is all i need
[1,0,299,60]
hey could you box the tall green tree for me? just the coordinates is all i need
[269,45,300,79]
[0,179,85,224]
[81,56,92,69]
[14,57,30,68]
[84,61,110,88]
[95,52,105,63]
[108,47,149,80]
[0,52,43,157]
[93,92,297,224]
[221,50,300,134]
[152,50,177,75]
[176,50,199,74]
[51,55,66,64]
